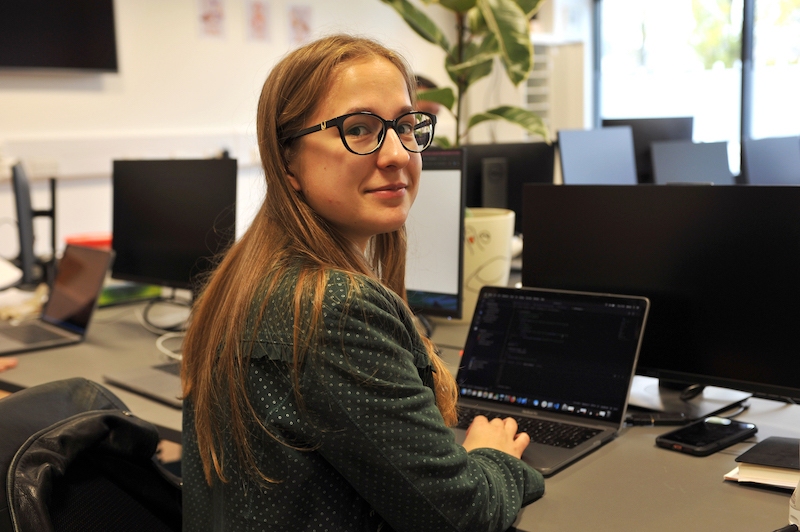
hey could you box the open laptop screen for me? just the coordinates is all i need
[41,245,112,334]
[458,286,649,425]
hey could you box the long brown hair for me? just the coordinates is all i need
[182,35,458,486]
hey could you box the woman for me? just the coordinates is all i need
[181,35,544,532]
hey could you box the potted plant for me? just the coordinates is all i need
[380,0,550,147]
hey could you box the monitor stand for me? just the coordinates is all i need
[628,375,752,421]
[15,177,57,290]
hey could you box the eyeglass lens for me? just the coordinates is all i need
[342,112,433,154]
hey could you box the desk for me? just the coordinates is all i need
[431,320,800,532]
[3,305,799,530]
[0,302,183,442]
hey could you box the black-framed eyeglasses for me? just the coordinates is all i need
[286,111,437,155]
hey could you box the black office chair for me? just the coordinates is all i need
[0,378,181,532]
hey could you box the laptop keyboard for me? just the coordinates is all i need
[456,406,601,449]
[1,323,66,344]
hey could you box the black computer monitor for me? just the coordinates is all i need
[601,117,694,184]
[521,184,800,405]
[405,149,465,320]
[111,159,237,295]
[463,142,555,234]
[0,0,118,72]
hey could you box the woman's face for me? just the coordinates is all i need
[287,56,421,252]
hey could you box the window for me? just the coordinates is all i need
[596,0,800,175]
[751,0,800,138]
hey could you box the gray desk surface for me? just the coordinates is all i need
[430,319,800,532]
[0,302,183,441]
[3,303,799,531]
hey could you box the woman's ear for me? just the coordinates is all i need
[285,149,303,191]
[286,170,302,192]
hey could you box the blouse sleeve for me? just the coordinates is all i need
[296,273,544,532]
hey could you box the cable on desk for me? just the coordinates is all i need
[679,383,706,401]
[156,332,184,361]
[719,401,750,419]
[139,294,192,334]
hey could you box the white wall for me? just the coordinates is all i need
[0,0,590,261]
[0,0,457,259]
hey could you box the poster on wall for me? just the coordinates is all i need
[245,1,271,42]
[288,5,311,45]
[198,0,226,39]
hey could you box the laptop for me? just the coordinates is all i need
[452,285,649,476]
[104,360,183,408]
[0,244,113,355]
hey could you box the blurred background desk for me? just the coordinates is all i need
[0,301,183,442]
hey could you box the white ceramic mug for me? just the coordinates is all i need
[459,208,515,323]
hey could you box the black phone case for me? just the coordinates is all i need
[655,417,757,456]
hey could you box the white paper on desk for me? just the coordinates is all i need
[725,466,799,489]
[0,258,22,290]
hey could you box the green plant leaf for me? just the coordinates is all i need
[433,136,454,149]
[514,0,546,18]
[418,87,456,112]
[379,0,450,52]
[477,0,533,85]
[446,50,494,76]
[466,5,488,35]
[437,0,478,11]
[446,38,495,89]
[465,105,550,141]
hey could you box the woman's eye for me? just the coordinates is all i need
[345,124,372,137]
[396,122,414,136]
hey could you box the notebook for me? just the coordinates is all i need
[0,245,113,356]
[452,285,649,476]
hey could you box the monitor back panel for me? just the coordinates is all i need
[651,140,733,185]
[743,135,800,185]
[557,127,638,185]
[111,159,237,291]
[520,184,800,400]
[463,142,555,234]
[602,117,694,183]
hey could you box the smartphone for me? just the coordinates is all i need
[655,416,757,456]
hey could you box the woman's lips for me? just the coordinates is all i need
[367,183,408,198]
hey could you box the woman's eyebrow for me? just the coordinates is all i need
[343,105,416,117]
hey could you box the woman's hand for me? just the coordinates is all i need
[0,357,18,372]
[462,415,531,459]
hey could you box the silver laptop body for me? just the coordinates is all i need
[0,245,113,356]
